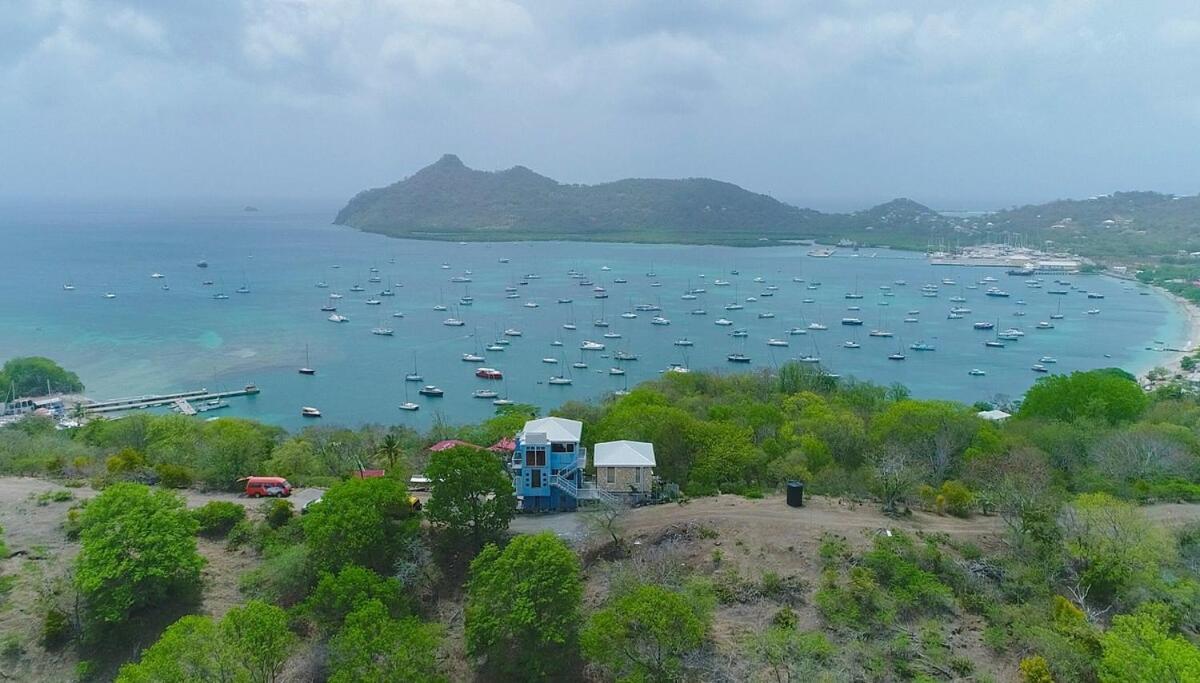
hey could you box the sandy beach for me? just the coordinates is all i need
[1136,286,1200,381]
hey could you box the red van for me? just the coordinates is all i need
[242,476,292,498]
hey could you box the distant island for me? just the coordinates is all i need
[335,155,1200,256]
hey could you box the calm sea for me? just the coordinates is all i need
[0,201,1185,429]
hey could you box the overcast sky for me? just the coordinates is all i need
[3,0,1200,209]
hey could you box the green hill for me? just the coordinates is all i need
[335,154,827,245]
[335,156,1200,256]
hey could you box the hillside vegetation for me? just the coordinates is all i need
[1,364,1200,680]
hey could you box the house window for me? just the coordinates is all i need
[526,447,546,467]
[531,469,541,488]
[551,442,574,453]
[634,468,642,485]
[606,467,615,484]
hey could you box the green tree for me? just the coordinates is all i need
[1018,369,1147,425]
[1098,604,1200,682]
[376,432,405,471]
[302,477,419,573]
[198,418,280,489]
[425,446,514,548]
[219,600,295,683]
[465,533,583,680]
[0,356,84,397]
[328,599,445,683]
[115,615,233,683]
[303,565,408,629]
[581,584,711,682]
[117,601,295,683]
[1060,493,1176,604]
[870,399,980,481]
[75,483,203,626]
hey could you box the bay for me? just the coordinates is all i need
[0,201,1185,429]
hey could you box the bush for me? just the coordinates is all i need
[262,499,293,529]
[41,607,73,648]
[192,501,246,538]
[239,544,314,607]
[74,483,203,628]
[155,464,194,489]
[225,518,257,550]
[1019,655,1054,682]
[304,565,409,630]
[106,448,146,475]
[939,480,974,517]
[0,633,23,660]
[36,489,73,505]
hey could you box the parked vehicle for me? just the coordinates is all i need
[242,476,292,498]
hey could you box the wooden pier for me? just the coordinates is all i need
[85,384,259,415]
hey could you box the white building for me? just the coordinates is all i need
[593,440,656,502]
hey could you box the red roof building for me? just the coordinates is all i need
[428,439,478,452]
[488,437,516,453]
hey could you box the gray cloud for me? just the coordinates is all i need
[2,0,1199,208]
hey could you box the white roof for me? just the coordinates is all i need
[594,440,656,468]
[976,409,1012,421]
[519,416,582,443]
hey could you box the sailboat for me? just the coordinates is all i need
[236,269,250,294]
[1050,299,1065,320]
[548,353,573,385]
[399,382,420,411]
[299,345,316,375]
[493,377,514,406]
[405,354,423,382]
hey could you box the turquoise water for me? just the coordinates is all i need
[0,202,1185,429]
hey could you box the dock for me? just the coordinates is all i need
[85,384,259,415]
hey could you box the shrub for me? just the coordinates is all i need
[939,480,974,517]
[0,633,23,660]
[155,463,194,489]
[105,448,146,474]
[771,606,799,629]
[36,489,73,505]
[239,544,314,607]
[225,518,257,550]
[192,501,246,538]
[41,607,73,648]
[328,600,444,683]
[582,583,711,682]
[1019,655,1054,683]
[63,506,84,540]
[304,565,409,630]
[262,499,293,529]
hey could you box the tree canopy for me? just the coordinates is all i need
[425,445,515,548]
[1018,369,1147,425]
[328,599,445,683]
[75,483,204,627]
[0,356,83,397]
[302,476,420,573]
[581,583,712,682]
[465,532,583,680]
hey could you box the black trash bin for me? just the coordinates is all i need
[786,480,804,508]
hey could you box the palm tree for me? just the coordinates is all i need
[377,433,404,471]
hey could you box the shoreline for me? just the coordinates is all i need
[1134,284,1200,382]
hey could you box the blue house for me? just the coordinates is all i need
[512,417,586,512]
